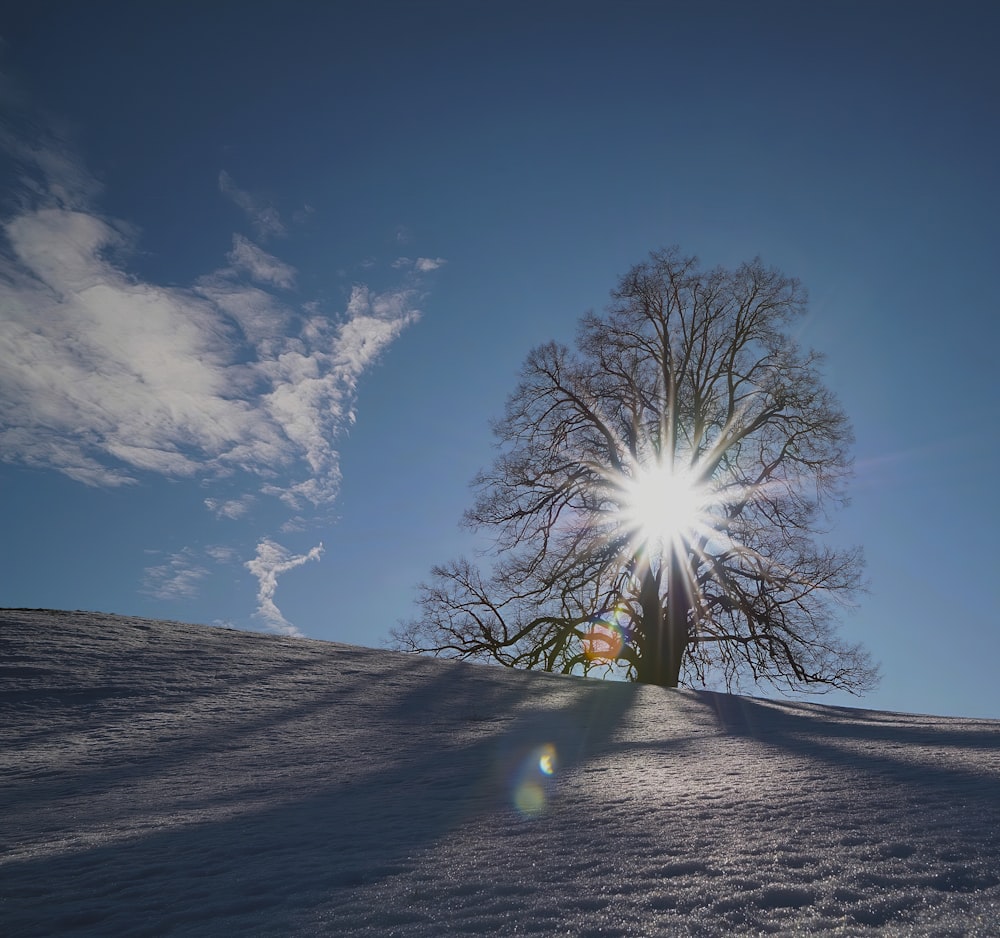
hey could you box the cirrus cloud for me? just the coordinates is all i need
[141,548,210,601]
[204,495,255,520]
[0,133,433,513]
[393,256,447,273]
[218,170,286,239]
[227,234,296,288]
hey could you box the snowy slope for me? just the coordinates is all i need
[2,609,999,937]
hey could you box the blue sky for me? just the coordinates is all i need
[1,1,997,718]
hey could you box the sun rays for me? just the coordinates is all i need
[616,460,710,558]
[578,445,762,672]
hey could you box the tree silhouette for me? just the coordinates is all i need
[395,248,876,693]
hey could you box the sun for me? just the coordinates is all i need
[617,462,707,556]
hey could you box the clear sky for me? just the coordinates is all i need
[1,1,997,718]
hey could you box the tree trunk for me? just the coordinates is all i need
[636,555,688,687]
[663,550,690,686]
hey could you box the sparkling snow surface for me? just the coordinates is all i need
[2,610,1000,936]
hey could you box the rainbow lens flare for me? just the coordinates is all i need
[512,743,558,817]
[582,606,632,662]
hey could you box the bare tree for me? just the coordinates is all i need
[394,248,877,693]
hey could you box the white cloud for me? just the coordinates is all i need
[227,234,296,288]
[0,136,426,511]
[204,544,241,564]
[393,256,447,273]
[142,549,210,600]
[0,121,102,212]
[142,543,242,599]
[218,170,286,239]
[204,496,254,520]
[193,274,293,357]
[245,538,323,636]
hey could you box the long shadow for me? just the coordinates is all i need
[692,689,1000,795]
[2,657,386,808]
[3,609,488,806]
[2,620,644,936]
[20,612,999,935]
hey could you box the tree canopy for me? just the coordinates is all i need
[394,248,877,694]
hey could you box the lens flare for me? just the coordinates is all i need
[583,605,632,662]
[512,743,558,817]
[514,781,546,816]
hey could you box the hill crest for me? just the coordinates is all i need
[3,607,999,936]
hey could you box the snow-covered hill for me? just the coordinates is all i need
[2,609,999,936]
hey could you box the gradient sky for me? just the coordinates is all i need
[1,1,997,718]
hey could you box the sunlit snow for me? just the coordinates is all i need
[2,609,999,936]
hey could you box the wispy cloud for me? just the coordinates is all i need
[0,117,102,212]
[245,538,324,635]
[142,548,210,600]
[204,495,255,520]
[393,256,447,273]
[0,131,427,511]
[142,543,242,600]
[227,234,296,288]
[218,170,286,239]
[204,545,241,565]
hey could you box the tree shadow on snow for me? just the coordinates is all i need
[693,688,1000,795]
[1,622,645,936]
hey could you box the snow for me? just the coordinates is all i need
[2,609,999,936]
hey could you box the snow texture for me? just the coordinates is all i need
[2,608,999,936]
